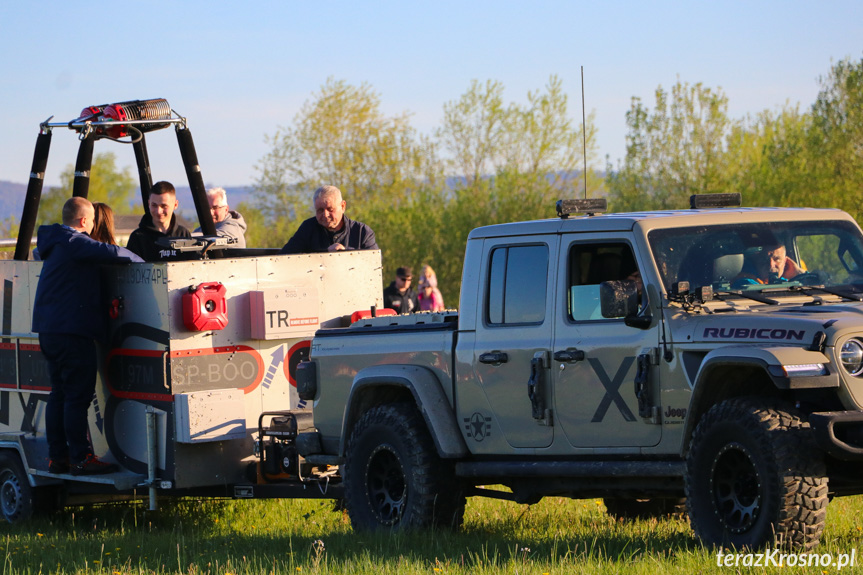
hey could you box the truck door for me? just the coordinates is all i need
[466,236,558,449]
[552,238,662,448]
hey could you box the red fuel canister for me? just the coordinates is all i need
[182,282,228,331]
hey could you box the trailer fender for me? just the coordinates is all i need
[339,364,468,459]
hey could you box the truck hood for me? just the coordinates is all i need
[682,302,863,347]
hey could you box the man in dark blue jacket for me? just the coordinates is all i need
[32,197,143,475]
[280,185,378,254]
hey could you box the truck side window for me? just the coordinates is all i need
[487,245,548,325]
[567,243,640,321]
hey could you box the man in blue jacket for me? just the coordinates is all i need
[280,185,378,254]
[32,197,143,475]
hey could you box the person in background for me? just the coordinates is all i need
[32,197,143,475]
[417,264,445,312]
[195,187,247,248]
[280,185,378,254]
[91,202,117,245]
[383,266,419,314]
[126,181,192,261]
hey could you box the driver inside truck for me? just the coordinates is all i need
[733,241,805,287]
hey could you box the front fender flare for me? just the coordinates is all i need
[339,364,469,459]
[694,345,835,392]
[682,345,836,453]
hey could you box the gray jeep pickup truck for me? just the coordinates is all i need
[297,193,863,549]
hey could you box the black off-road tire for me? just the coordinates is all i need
[685,398,828,549]
[604,496,687,520]
[344,402,466,531]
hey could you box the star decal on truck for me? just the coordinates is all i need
[464,412,492,442]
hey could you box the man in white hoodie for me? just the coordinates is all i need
[199,187,247,248]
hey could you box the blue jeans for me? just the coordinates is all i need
[39,333,98,463]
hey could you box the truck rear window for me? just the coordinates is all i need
[487,245,548,325]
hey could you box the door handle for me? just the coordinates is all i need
[479,351,509,365]
[553,349,585,363]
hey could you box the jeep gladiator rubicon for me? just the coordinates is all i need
[298,194,863,549]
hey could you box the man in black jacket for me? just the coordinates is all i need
[280,185,378,254]
[127,181,192,261]
[33,197,143,475]
[383,266,419,314]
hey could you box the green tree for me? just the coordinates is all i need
[234,201,268,250]
[37,152,136,226]
[724,105,814,208]
[501,76,602,196]
[809,56,863,219]
[719,57,863,217]
[607,81,733,211]
[437,79,506,185]
[254,78,440,247]
[254,77,600,306]
[0,216,17,239]
[436,76,600,199]
[0,216,19,259]
[428,76,600,305]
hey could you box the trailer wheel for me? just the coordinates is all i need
[604,497,687,520]
[344,402,465,531]
[686,398,828,549]
[0,453,34,523]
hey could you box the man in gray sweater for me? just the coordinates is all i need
[197,187,247,248]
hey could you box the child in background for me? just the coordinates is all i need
[417,264,445,312]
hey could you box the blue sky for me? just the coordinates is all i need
[1,1,861,189]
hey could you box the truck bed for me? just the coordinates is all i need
[310,311,458,452]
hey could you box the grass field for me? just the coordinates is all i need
[2,493,862,574]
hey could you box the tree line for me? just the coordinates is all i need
[606,58,863,218]
[248,75,600,306]
[20,57,863,307]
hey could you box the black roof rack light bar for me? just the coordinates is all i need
[690,193,742,209]
[557,198,608,218]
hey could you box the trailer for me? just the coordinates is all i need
[0,99,382,522]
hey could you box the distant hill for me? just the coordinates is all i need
[0,181,28,222]
[0,180,254,225]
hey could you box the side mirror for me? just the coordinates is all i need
[600,280,652,329]
[599,280,639,319]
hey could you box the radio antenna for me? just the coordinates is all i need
[581,66,587,200]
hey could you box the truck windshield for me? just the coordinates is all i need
[648,220,863,295]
